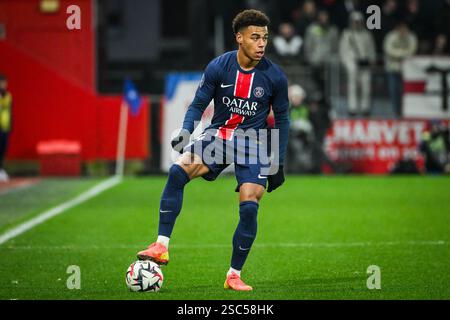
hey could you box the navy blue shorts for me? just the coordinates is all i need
[183,130,271,192]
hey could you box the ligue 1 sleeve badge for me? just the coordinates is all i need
[254,87,264,98]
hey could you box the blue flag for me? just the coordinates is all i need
[123,78,142,116]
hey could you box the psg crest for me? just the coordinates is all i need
[253,87,264,98]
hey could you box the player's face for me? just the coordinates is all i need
[236,26,269,61]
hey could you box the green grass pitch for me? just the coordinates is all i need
[0,176,449,300]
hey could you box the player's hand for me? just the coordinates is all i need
[171,129,191,153]
[267,166,285,193]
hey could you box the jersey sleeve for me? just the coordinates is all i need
[271,72,290,165]
[182,60,219,133]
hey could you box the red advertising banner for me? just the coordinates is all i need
[325,119,449,174]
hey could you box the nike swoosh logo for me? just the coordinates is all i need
[221,83,234,88]
[258,174,267,179]
[159,210,172,213]
[239,246,251,251]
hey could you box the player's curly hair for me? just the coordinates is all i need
[232,9,270,34]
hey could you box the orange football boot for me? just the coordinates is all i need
[137,242,169,265]
[224,272,253,291]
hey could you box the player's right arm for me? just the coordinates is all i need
[171,60,219,152]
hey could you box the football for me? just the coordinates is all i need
[125,260,163,292]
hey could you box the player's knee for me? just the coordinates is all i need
[177,152,200,166]
[176,153,206,179]
[240,184,264,203]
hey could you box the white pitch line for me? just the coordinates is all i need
[1,240,446,251]
[0,176,122,246]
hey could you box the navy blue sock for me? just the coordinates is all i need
[231,201,259,270]
[158,164,190,237]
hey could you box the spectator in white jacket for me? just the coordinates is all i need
[339,11,376,117]
[383,22,418,117]
[273,22,303,59]
[304,10,339,108]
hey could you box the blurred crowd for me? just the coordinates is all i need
[269,0,450,58]
[268,0,450,116]
[260,0,450,173]
[419,120,450,174]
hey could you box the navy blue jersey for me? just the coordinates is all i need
[182,50,290,164]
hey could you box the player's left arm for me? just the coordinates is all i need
[267,73,290,193]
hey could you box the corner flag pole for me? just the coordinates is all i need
[115,100,128,177]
